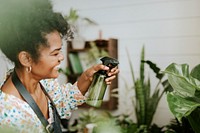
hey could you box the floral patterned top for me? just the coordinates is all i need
[0,72,85,133]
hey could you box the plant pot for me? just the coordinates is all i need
[72,35,85,49]
[84,123,96,133]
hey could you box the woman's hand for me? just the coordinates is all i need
[83,64,119,84]
[105,65,119,85]
[77,64,119,95]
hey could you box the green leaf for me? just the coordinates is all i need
[94,118,122,133]
[164,63,200,97]
[64,8,97,25]
[145,88,160,127]
[145,77,151,100]
[66,8,79,23]
[126,47,135,83]
[135,79,146,125]
[142,60,164,80]
[167,92,200,121]
[162,79,173,92]
[126,123,138,133]
[58,67,71,76]
[82,18,97,25]
[187,107,200,133]
[125,46,167,131]
[164,63,200,132]
[190,64,200,81]
[140,46,145,84]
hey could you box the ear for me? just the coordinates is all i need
[18,51,32,67]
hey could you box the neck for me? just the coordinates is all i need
[14,68,40,94]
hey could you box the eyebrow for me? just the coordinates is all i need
[50,47,62,54]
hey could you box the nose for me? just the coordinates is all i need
[58,52,64,62]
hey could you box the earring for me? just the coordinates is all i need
[26,66,32,73]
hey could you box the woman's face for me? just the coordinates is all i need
[31,30,64,79]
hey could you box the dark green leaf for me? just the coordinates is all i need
[190,64,200,81]
[142,60,164,80]
[162,79,173,92]
[187,107,200,133]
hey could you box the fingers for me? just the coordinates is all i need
[86,64,109,76]
[105,75,116,85]
[84,64,119,84]
[105,66,119,85]
[93,64,109,72]
[83,64,109,81]
[107,66,119,76]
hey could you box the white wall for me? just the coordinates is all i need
[0,51,14,83]
[52,0,200,126]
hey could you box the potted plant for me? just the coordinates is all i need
[114,46,172,132]
[64,8,97,49]
[69,108,122,133]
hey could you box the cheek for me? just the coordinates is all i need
[33,56,59,72]
[32,63,58,77]
[32,61,52,72]
[41,63,56,70]
[37,57,55,66]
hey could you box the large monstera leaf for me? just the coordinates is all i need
[165,63,200,97]
[164,63,200,132]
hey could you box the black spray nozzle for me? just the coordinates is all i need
[100,56,119,69]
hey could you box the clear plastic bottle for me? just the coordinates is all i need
[86,56,119,107]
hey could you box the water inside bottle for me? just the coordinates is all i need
[86,99,103,108]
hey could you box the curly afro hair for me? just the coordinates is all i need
[0,0,69,67]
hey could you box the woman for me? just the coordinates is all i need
[0,1,119,133]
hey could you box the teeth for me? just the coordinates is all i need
[55,65,61,70]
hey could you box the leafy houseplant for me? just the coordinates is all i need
[67,46,174,133]
[87,41,109,65]
[164,63,200,132]
[118,46,172,132]
[75,41,109,71]
[69,108,122,133]
[164,117,194,133]
[64,8,97,28]
[64,8,97,49]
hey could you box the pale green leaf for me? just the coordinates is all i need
[164,63,200,97]
[167,92,200,121]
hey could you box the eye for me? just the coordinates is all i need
[52,50,62,56]
[50,51,59,56]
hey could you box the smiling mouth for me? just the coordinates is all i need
[55,65,61,70]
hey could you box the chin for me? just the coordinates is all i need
[46,72,59,79]
[50,74,59,79]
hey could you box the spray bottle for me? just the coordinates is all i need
[86,56,119,107]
